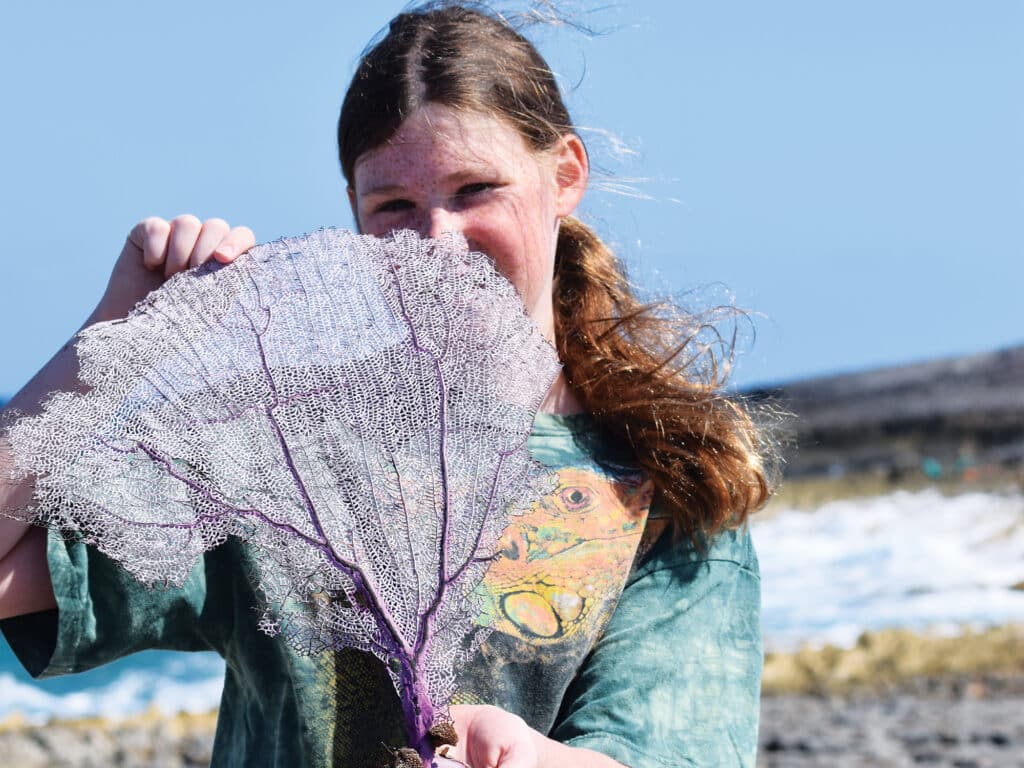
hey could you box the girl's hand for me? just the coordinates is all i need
[447,705,628,768]
[448,705,538,768]
[91,215,255,324]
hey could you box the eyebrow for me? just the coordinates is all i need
[358,169,499,199]
[360,183,407,197]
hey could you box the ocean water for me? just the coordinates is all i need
[0,644,224,722]
[2,488,1022,721]
[753,488,1024,651]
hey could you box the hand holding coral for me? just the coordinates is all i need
[91,215,255,324]
[447,704,629,768]
[449,705,539,768]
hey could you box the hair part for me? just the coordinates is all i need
[338,3,571,188]
[337,3,777,545]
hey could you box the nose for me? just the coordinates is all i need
[423,207,461,240]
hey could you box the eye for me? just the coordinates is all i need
[455,182,498,199]
[559,486,591,512]
[374,198,414,214]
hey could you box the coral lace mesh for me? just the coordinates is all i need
[3,227,559,731]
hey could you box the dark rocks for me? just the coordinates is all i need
[759,676,1024,767]
[5,678,1021,768]
[0,712,215,768]
[747,343,1024,481]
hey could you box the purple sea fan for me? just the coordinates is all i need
[2,228,560,765]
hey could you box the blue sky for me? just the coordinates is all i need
[1,1,1020,397]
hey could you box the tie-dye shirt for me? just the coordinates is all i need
[1,412,762,767]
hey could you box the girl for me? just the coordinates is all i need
[0,5,771,766]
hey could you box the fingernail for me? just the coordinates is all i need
[216,246,237,261]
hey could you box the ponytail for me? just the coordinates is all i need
[553,216,774,545]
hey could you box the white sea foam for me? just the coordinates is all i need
[0,653,225,723]
[752,488,1024,650]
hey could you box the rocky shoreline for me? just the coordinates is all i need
[757,627,1024,766]
[761,673,1024,767]
[4,627,1022,767]
[0,710,216,768]
[2,674,1022,767]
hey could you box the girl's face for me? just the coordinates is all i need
[350,104,588,341]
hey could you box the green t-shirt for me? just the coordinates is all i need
[2,413,762,767]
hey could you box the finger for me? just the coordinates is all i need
[165,214,203,277]
[188,218,232,269]
[133,217,172,272]
[212,225,256,263]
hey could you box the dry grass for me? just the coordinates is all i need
[761,469,1023,516]
[763,624,1024,695]
[0,706,218,734]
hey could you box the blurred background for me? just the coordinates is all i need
[1,2,1021,765]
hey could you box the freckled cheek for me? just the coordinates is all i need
[480,237,549,310]
[471,202,534,268]
[507,197,554,276]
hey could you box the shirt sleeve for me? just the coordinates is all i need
[549,526,763,768]
[0,528,240,678]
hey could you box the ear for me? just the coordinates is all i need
[553,133,589,218]
[347,186,363,234]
